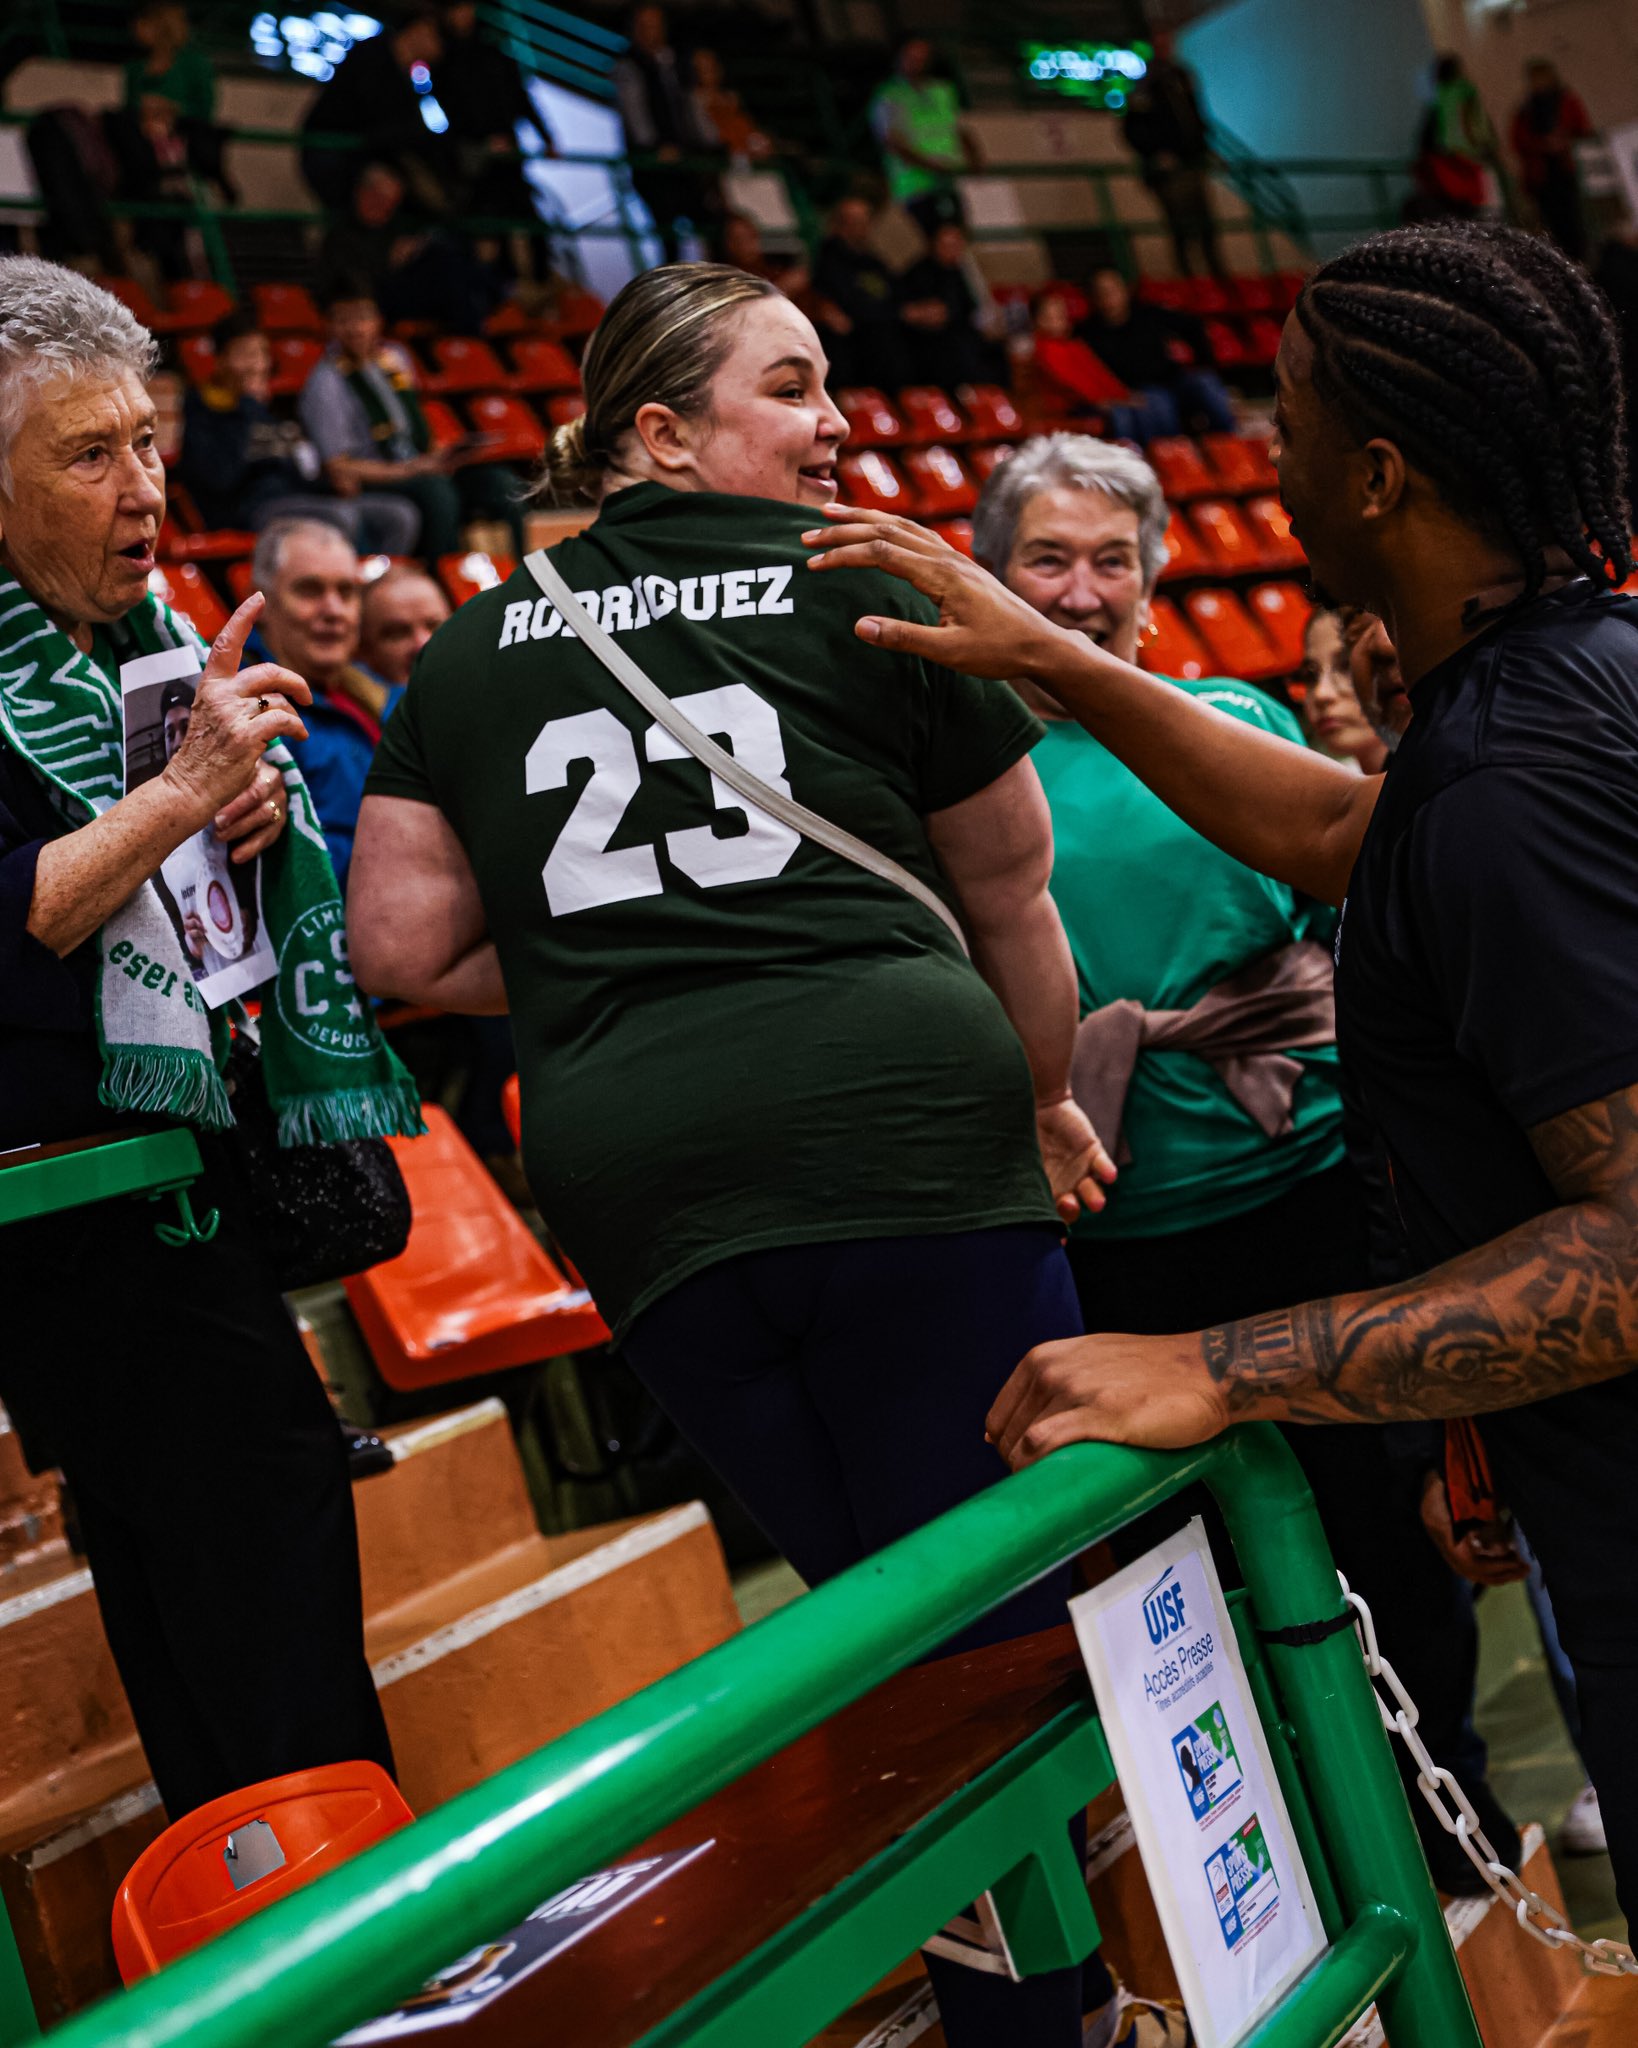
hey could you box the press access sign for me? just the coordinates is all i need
[1071,1522,1327,2047]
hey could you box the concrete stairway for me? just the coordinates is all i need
[0,1395,740,2024]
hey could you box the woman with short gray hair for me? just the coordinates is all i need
[0,257,414,1819]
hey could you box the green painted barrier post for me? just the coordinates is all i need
[37,1426,1479,2048]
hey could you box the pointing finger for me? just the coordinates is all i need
[203,592,265,679]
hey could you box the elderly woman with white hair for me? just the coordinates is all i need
[0,258,415,1818]
[960,434,1524,1895]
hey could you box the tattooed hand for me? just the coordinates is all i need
[986,1331,1231,1467]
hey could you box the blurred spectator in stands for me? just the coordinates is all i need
[1121,29,1222,278]
[1412,53,1500,221]
[118,2,231,196]
[716,212,809,298]
[690,48,772,165]
[868,36,979,243]
[359,562,450,685]
[301,281,524,559]
[812,194,909,390]
[1031,290,1133,433]
[318,161,503,337]
[613,5,716,263]
[435,0,556,287]
[179,309,420,554]
[1295,607,1387,775]
[1511,60,1593,261]
[1081,266,1235,435]
[250,519,395,891]
[898,219,1001,389]
[301,5,452,218]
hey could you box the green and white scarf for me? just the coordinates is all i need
[0,576,423,1146]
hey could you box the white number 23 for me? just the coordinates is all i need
[525,684,801,916]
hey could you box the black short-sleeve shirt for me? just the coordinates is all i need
[1336,581,1638,1268]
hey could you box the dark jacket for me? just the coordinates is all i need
[1122,58,1211,169]
[812,237,901,330]
[178,384,311,531]
[1079,304,1203,390]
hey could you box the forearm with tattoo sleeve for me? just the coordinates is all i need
[1201,1080,1638,1423]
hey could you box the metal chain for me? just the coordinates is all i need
[1338,1573,1638,1977]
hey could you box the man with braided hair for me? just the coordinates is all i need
[807,218,1638,1915]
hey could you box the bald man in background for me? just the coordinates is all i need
[359,563,449,687]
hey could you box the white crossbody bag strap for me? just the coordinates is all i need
[523,549,969,954]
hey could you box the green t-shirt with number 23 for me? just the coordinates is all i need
[366,482,1055,1337]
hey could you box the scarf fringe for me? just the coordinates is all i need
[276,1081,427,1150]
[100,1049,234,1131]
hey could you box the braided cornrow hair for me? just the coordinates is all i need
[1295,222,1634,609]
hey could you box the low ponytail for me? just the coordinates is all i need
[542,411,601,506]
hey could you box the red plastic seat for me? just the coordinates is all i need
[113,1762,412,1982]
[178,334,215,386]
[967,442,1015,483]
[1135,277,1190,312]
[1183,587,1284,682]
[1226,275,1275,315]
[424,336,512,395]
[1145,436,1217,501]
[1240,316,1283,368]
[553,285,605,337]
[162,279,236,334]
[899,386,965,445]
[1245,580,1312,671]
[1187,497,1268,575]
[1202,319,1249,370]
[903,445,977,518]
[546,392,586,428]
[838,450,913,514]
[1271,272,1306,312]
[1242,494,1306,571]
[1157,510,1213,582]
[148,562,230,642]
[1141,595,1211,680]
[508,336,581,395]
[957,384,1023,440]
[1179,278,1233,317]
[344,1105,608,1388]
[225,560,254,604]
[252,281,325,335]
[437,550,517,606]
[157,523,257,564]
[466,393,547,463]
[420,398,468,454]
[837,387,906,448]
[929,517,974,555]
[1200,432,1277,495]
[268,335,323,398]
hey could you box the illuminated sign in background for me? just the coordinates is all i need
[250,11,381,84]
[1022,42,1150,110]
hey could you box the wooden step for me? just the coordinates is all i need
[0,1414,63,1576]
[1540,1972,1638,2045]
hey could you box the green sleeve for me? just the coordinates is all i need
[363,673,438,806]
[915,665,1045,814]
[175,46,217,121]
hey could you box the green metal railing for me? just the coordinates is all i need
[21,1425,1480,2048]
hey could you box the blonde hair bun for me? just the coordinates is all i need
[543,412,599,505]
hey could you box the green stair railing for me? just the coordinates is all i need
[25,1425,1480,2048]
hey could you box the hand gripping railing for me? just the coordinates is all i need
[41,1427,1480,2048]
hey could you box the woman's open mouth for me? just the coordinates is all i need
[117,540,156,575]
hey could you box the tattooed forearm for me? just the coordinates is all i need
[1198,1082,1638,1425]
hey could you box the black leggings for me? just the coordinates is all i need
[622,1223,1107,2046]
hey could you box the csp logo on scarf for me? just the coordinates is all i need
[275,901,374,1059]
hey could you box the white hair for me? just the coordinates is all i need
[252,515,358,593]
[0,258,159,494]
[971,432,1171,590]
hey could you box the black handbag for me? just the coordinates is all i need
[226,1036,412,1290]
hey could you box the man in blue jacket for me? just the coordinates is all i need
[250,517,402,893]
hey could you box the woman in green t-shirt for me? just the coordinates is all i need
[352,267,1150,2048]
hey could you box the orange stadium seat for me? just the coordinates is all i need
[1243,494,1307,570]
[178,334,215,386]
[343,1105,608,1388]
[931,518,974,555]
[552,285,605,336]
[968,442,1015,483]
[837,388,907,447]
[148,563,230,642]
[1246,580,1312,671]
[1146,436,1217,500]
[423,336,511,395]
[507,336,581,395]
[1183,587,1284,682]
[1187,497,1268,575]
[1226,275,1276,315]
[252,282,325,335]
[113,1763,412,1981]
[1202,319,1249,370]
[161,279,236,333]
[1178,278,1233,317]
[839,450,913,514]
[466,393,547,462]
[546,391,586,427]
[1158,509,1213,582]
[419,398,468,454]
[958,385,1024,440]
[1241,316,1283,367]
[225,560,255,604]
[899,386,965,444]
[438,551,517,606]
[1142,595,1211,680]
[904,445,977,517]
[157,520,256,564]
[1136,278,1190,312]
[268,336,323,397]
[1200,432,1277,495]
